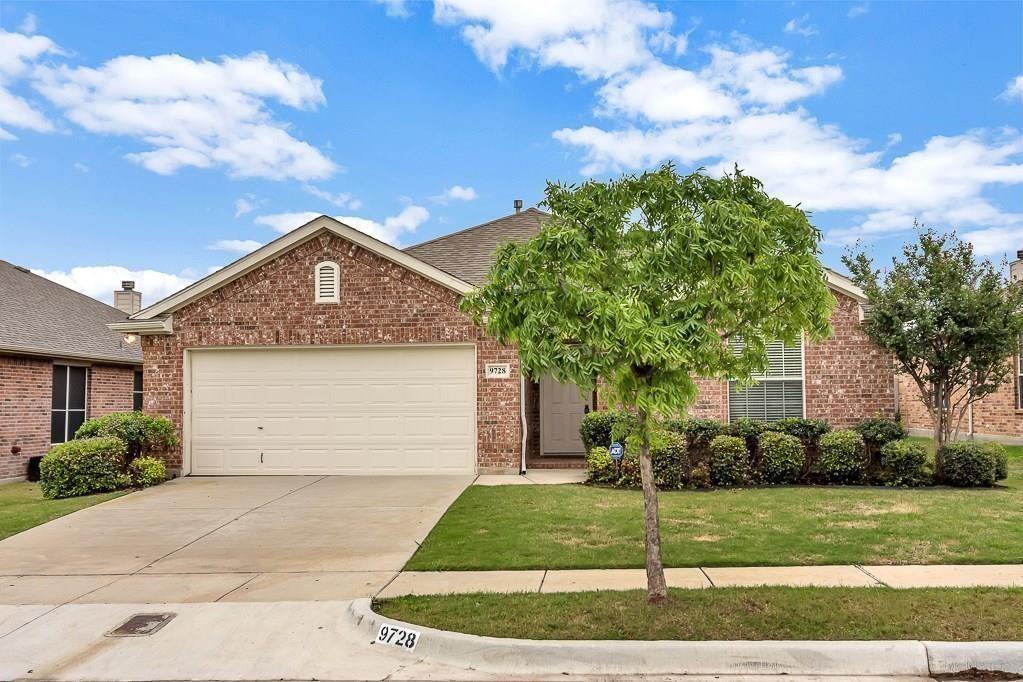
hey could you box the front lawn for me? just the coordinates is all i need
[0,482,124,541]
[376,587,1023,641]
[408,440,1023,570]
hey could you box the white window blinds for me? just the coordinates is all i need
[728,337,804,422]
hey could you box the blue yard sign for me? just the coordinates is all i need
[609,441,624,460]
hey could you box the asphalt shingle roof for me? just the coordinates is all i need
[0,260,142,365]
[404,208,548,285]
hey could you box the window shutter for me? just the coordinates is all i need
[315,261,340,303]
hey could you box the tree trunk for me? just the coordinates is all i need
[637,408,668,603]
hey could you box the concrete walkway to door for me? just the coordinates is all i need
[0,475,471,605]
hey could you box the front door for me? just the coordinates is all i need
[540,374,591,456]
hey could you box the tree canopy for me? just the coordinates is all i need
[844,228,1023,446]
[462,163,836,418]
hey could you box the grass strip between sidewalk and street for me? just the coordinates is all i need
[407,439,1023,570]
[376,586,1023,641]
[0,482,125,541]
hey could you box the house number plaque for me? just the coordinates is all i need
[485,363,510,378]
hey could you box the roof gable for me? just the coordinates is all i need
[0,260,142,365]
[127,215,474,321]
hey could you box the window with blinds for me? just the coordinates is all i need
[728,337,804,422]
[314,261,340,303]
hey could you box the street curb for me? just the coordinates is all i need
[348,598,932,676]
[925,641,1023,675]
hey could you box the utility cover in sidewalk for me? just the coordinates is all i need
[106,613,176,637]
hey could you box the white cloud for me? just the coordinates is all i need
[0,29,62,138]
[599,63,738,122]
[10,152,29,167]
[433,0,674,79]
[208,239,263,254]
[254,204,430,246]
[432,184,478,203]
[234,196,256,218]
[373,0,411,18]
[30,50,337,180]
[848,4,869,18]
[703,46,842,108]
[32,265,194,305]
[303,184,360,209]
[784,15,818,38]
[1001,75,1023,102]
[73,161,89,172]
[963,226,1023,256]
[19,14,38,34]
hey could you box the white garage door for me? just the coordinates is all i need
[189,345,476,475]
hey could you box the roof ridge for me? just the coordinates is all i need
[0,259,129,317]
[404,207,549,251]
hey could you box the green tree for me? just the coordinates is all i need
[462,164,834,602]
[844,229,1023,449]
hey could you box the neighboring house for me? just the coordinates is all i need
[111,208,896,477]
[0,262,144,481]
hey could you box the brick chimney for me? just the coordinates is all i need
[114,280,142,315]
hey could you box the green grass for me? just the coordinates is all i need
[376,587,1023,641]
[0,482,125,541]
[407,439,1023,570]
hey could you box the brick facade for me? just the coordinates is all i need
[141,231,523,474]
[898,360,1023,439]
[0,354,139,480]
[688,290,897,425]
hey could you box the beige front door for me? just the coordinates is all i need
[540,374,591,456]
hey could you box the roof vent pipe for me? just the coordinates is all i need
[513,199,523,213]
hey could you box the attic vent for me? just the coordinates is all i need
[315,261,340,303]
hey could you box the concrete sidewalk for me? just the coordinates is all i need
[378,564,1023,597]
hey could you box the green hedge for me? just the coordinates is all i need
[40,437,128,499]
[878,440,931,487]
[756,431,804,484]
[709,435,751,486]
[817,430,866,484]
[579,410,636,451]
[75,412,178,460]
[936,442,1000,487]
[129,456,167,488]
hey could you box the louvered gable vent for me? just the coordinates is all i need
[315,261,340,303]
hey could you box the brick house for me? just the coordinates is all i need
[0,261,144,482]
[111,211,896,477]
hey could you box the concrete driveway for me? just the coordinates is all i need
[0,475,471,605]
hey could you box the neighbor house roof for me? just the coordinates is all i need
[0,260,142,365]
[404,208,548,285]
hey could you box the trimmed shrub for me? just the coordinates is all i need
[709,435,751,486]
[854,416,907,449]
[39,437,128,499]
[979,442,1010,482]
[683,418,726,467]
[728,418,767,448]
[75,412,178,461]
[129,456,167,488]
[817,430,867,484]
[579,410,636,451]
[878,440,931,487]
[936,441,998,487]
[767,417,832,444]
[756,431,804,484]
[586,447,617,485]
[652,432,690,490]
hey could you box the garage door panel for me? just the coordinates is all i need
[190,346,476,475]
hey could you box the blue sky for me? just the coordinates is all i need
[1,0,1021,304]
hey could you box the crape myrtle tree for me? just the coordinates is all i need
[461,164,834,603]
[844,229,1023,449]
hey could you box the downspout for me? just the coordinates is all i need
[520,373,528,474]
